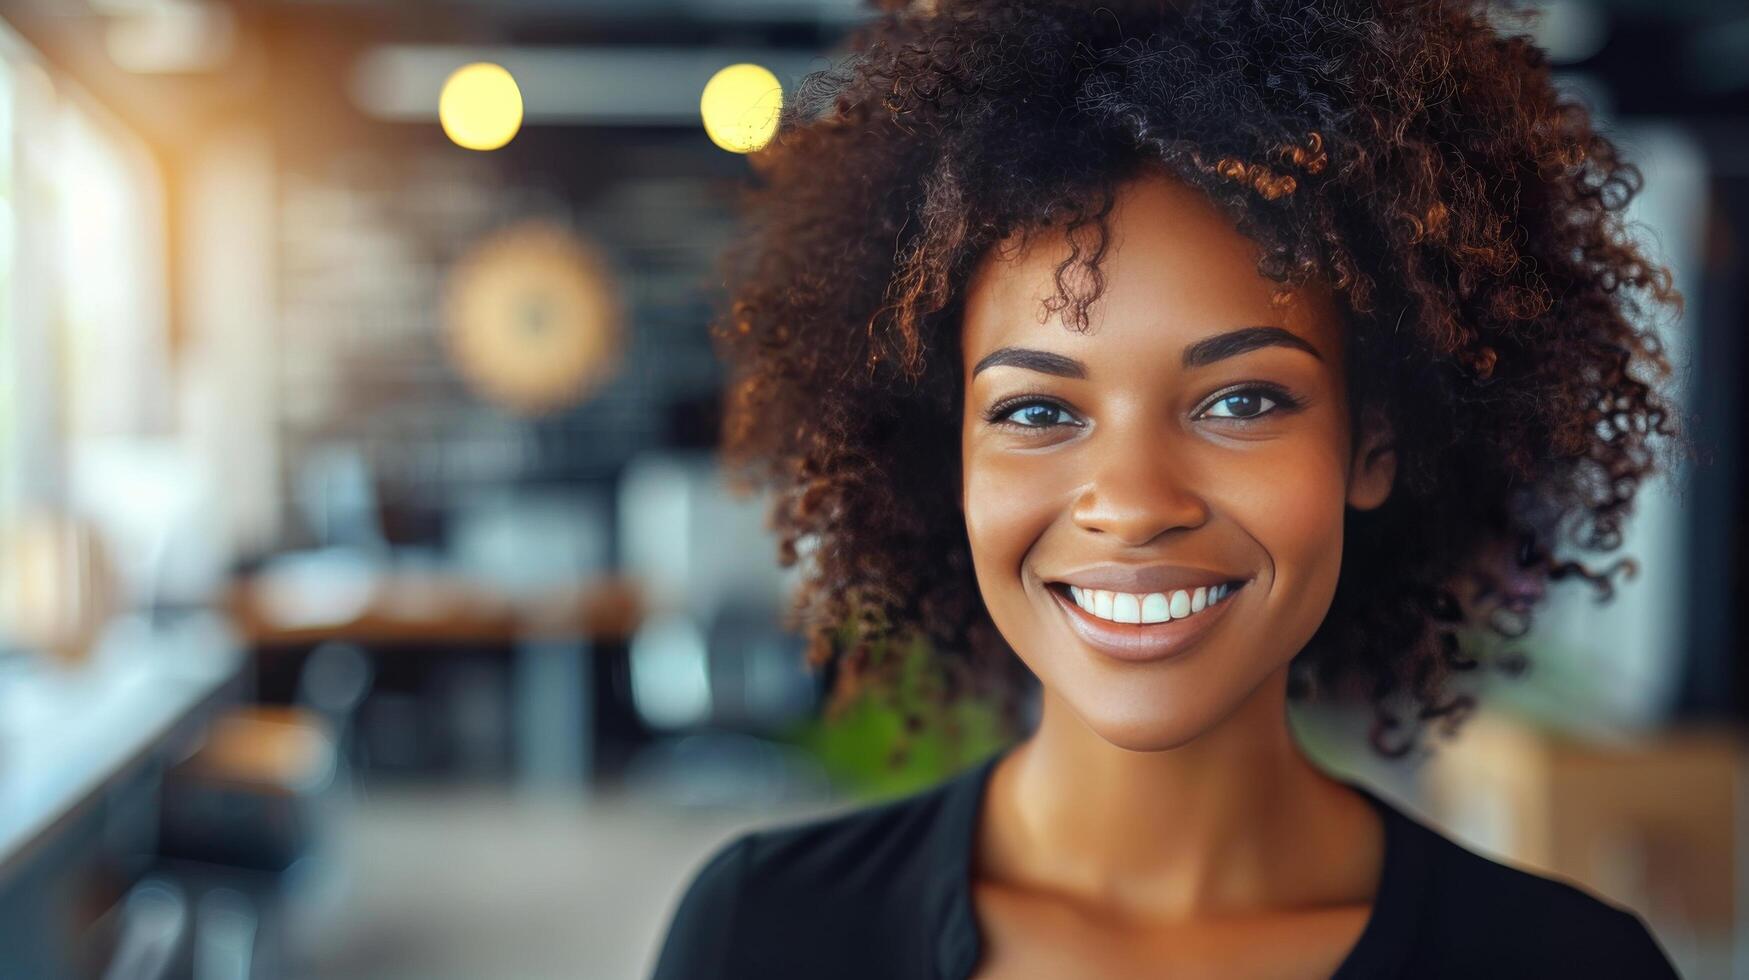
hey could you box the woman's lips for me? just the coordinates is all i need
[1046,579,1249,663]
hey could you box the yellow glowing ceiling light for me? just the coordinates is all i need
[439,62,524,151]
[700,63,782,154]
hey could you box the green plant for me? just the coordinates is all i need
[776,633,1014,801]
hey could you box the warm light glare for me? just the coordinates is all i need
[439,62,523,151]
[700,63,781,154]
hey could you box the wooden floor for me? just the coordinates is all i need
[289,784,824,980]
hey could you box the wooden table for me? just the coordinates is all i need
[227,570,646,789]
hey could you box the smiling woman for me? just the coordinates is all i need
[957,173,1394,752]
[651,0,1688,977]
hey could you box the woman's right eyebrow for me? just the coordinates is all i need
[971,347,1086,379]
[971,326,1321,380]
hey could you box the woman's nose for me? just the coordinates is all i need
[1069,434,1211,546]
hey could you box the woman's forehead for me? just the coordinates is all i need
[960,173,1344,370]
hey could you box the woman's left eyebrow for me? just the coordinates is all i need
[1182,326,1322,368]
[970,325,1321,380]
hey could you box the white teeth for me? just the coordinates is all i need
[1169,590,1191,618]
[1066,581,1239,625]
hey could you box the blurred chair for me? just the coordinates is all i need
[446,486,610,600]
[643,600,815,731]
[148,643,366,978]
[91,878,263,980]
[616,450,794,621]
[295,641,375,781]
[191,889,259,980]
[616,450,826,806]
[99,876,189,980]
[292,445,388,554]
[157,706,334,872]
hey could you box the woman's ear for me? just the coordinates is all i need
[1347,407,1396,511]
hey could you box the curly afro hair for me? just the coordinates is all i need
[711,0,1687,759]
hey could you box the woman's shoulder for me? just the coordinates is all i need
[1387,806,1680,977]
[649,768,979,979]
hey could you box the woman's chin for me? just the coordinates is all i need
[1093,726,1209,754]
[1060,694,1224,753]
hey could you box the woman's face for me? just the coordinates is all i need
[958,170,1395,751]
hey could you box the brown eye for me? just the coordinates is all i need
[1200,387,1289,421]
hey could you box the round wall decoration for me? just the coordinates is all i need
[442,220,624,415]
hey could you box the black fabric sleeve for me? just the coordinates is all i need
[1601,908,1683,979]
[649,833,754,980]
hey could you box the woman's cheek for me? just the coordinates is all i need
[961,447,1058,611]
[1226,438,1351,634]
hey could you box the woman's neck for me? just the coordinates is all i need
[975,663,1382,923]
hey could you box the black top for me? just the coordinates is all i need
[651,744,1681,979]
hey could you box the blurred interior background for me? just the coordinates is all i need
[0,0,1744,977]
